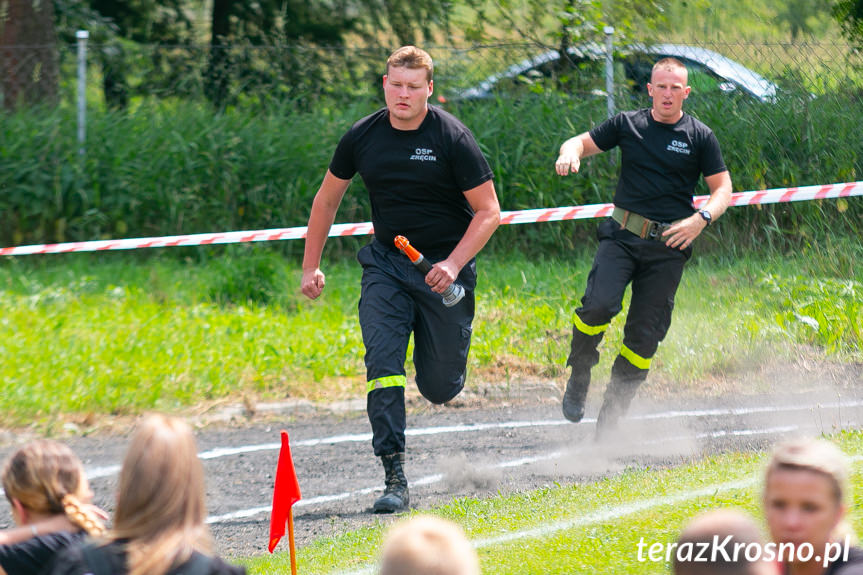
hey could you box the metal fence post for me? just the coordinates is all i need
[76,30,89,156]
[604,26,614,119]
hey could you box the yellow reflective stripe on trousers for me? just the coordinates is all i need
[572,313,608,337]
[620,344,652,370]
[367,375,407,393]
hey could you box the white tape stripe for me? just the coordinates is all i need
[2,182,859,256]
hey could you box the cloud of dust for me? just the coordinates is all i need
[439,452,500,493]
[536,415,701,478]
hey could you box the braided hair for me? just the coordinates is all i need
[1,439,104,536]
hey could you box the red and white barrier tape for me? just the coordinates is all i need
[1,181,860,257]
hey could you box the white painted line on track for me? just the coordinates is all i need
[86,464,122,480]
[634,399,863,420]
[204,423,803,525]
[331,453,863,575]
[81,399,863,482]
[205,451,565,524]
[332,477,758,575]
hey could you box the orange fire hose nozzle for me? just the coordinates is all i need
[393,235,422,264]
[393,235,464,307]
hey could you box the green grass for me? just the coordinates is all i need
[0,244,860,428]
[242,430,863,574]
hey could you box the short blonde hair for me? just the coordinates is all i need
[764,437,854,543]
[765,437,850,505]
[674,509,769,575]
[652,57,688,82]
[386,46,434,82]
[380,515,479,575]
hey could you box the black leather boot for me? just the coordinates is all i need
[373,452,409,513]
[562,366,590,422]
[562,325,603,423]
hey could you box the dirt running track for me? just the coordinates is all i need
[2,375,862,564]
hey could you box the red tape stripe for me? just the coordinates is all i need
[1,182,860,256]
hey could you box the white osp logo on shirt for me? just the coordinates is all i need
[410,147,437,162]
[667,139,691,155]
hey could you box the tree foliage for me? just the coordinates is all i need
[834,0,863,45]
[485,0,668,47]
[776,0,832,42]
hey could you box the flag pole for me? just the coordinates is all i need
[268,430,302,557]
[288,507,298,575]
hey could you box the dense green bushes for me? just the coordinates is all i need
[1,90,859,260]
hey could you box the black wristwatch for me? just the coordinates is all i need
[697,209,712,226]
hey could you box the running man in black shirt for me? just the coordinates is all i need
[301,46,500,513]
[554,57,732,438]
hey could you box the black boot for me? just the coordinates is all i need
[373,452,409,513]
[562,325,603,423]
[562,367,590,422]
[594,355,648,440]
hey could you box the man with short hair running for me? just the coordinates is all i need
[554,57,732,438]
[301,46,500,512]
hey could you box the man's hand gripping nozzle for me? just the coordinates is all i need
[394,235,465,307]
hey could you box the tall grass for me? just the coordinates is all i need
[1,87,860,255]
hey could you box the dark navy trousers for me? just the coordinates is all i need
[569,218,691,378]
[358,240,476,456]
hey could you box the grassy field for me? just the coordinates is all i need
[244,430,863,574]
[0,240,859,429]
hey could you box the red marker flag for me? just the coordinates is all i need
[268,430,302,557]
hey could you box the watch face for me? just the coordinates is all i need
[700,210,712,224]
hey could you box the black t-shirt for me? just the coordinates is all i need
[825,545,863,574]
[777,546,863,575]
[589,108,727,222]
[0,530,84,575]
[329,105,494,256]
[48,541,246,575]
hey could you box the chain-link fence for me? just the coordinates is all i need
[2,39,861,111]
[1,37,860,249]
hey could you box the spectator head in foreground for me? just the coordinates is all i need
[111,413,212,575]
[0,440,105,575]
[48,414,244,575]
[2,439,104,536]
[380,515,479,575]
[673,508,777,575]
[763,437,862,575]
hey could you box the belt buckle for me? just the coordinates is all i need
[645,221,668,241]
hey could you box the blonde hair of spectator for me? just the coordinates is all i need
[111,414,212,575]
[1,439,104,537]
[386,46,434,82]
[764,436,855,544]
[674,508,771,575]
[379,515,480,575]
